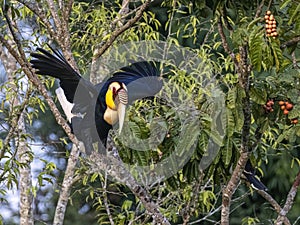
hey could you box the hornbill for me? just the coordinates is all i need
[30,47,268,191]
[30,47,162,154]
[243,160,268,191]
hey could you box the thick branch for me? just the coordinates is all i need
[257,190,290,225]
[45,0,62,34]
[53,144,81,225]
[221,152,249,224]
[87,152,171,225]
[221,45,251,225]
[274,170,300,225]
[1,42,34,225]
[17,113,34,225]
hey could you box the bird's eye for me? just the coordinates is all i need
[112,87,117,97]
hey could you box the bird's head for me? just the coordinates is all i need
[104,82,128,134]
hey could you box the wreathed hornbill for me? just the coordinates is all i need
[243,160,268,191]
[30,47,268,191]
[30,47,162,154]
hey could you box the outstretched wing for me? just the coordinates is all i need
[96,61,163,110]
[30,47,96,104]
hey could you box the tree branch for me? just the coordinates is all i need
[217,17,239,68]
[280,36,300,49]
[274,170,300,225]
[17,0,57,39]
[257,190,291,225]
[221,45,252,225]
[53,143,82,225]
[255,0,265,19]
[92,0,151,61]
[90,0,150,84]
[102,172,115,225]
[45,0,62,34]
[87,152,171,225]
[1,40,34,225]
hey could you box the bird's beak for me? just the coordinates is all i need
[117,102,126,134]
[117,88,128,134]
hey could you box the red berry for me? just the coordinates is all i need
[279,101,285,106]
[286,103,293,110]
[283,109,289,115]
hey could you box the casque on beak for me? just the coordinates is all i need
[116,87,128,134]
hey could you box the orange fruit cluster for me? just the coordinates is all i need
[263,99,274,112]
[279,100,293,115]
[279,100,297,124]
[264,10,278,38]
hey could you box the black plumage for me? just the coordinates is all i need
[30,47,162,154]
[243,160,268,191]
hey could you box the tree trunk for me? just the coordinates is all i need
[0,44,34,225]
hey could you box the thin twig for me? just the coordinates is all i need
[102,171,115,225]
[291,51,299,69]
[3,11,26,61]
[111,0,130,28]
[182,173,205,224]
[217,17,238,67]
[267,0,273,10]
[90,0,151,84]
[281,36,300,49]
[17,0,57,39]
[92,0,151,61]
[255,0,265,19]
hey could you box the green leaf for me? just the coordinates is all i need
[233,106,244,132]
[249,27,264,71]
[225,108,235,137]
[288,108,300,119]
[270,41,283,71]
[288,3,300,25]
[222,138,232,167]
[227,87,237,109]
[250,86,267,104]
[90,173,98,182]
[121,200,133,211]
[280,0,292,9]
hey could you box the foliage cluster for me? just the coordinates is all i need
[0,0,299,224]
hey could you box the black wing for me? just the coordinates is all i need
[96,61,163,110]
[243,160,268,191]
[30,47,96,104]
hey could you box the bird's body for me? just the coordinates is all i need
[30,47,162,154]
[243,160,268,191]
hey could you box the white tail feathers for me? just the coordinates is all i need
[55,87,75,123]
